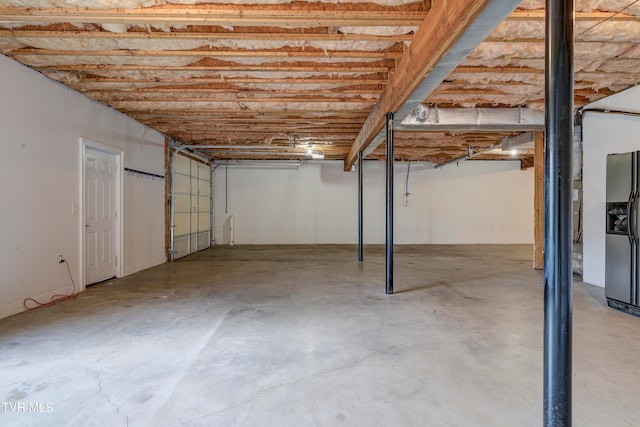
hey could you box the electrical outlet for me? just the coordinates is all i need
[58,255,64,264]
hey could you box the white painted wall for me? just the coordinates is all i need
[0,54,166,319]
[583,85,640,287]
[213,160,534,245]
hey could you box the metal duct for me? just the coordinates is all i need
[501,132,536,151]
[399,107,545,131]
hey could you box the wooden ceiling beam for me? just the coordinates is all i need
[118,106,371,114]
[345,0,511,170]
[80,89,381,97]
[508,10,638,21]
[453,66,544,74]
[128,111,371,118]
[168,127,360,134]
[183,147,351,153]
[207,154,346,160]
[103,96,377,103]
[86,84,384,91]
[156,127,361,133]
[189,142,354,147]
[185,134,354,141]
[0,29,414,42]
[485,37,640,43]
[155,124,362,130]
[163,132,359,139]
[90,93,380,101]
[79,85,383,93]
[0,6,426,27]
[11,47,404,60]
[74,76,388,85]
[34,64,391,73]
[141,118,366,125]
[180,141,352,148]
[90,90,382,97]
[181,146,351,152]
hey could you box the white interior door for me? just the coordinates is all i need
[85,148,117,285]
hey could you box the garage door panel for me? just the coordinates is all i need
[174,193,191,211]
[197,231,210,251]
[171,153,212,260]
[198,194,210,206]
[173,235,190,259]
[174,212,191,237]
[174,154,190,170]
[174,173,191,193]
[198,212,210,231]
[198,177,210,195]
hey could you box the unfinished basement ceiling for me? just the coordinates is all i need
[0,0,638,167]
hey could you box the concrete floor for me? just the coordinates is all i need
[1,245,640,427]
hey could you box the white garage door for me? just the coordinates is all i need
[172,154,211,260]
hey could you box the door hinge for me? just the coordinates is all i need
[114,165,118,172]
[115,256,118,267]
[115,211,118,219]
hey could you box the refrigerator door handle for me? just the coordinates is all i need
[634,190,639,305]
[627,191,635,243]
[633,190,640,243]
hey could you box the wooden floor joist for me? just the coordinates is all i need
[0,1,636,164]
[34,64,393,73]
[0,29,416,42]
[0,6,427,27]
[11,48,404,60]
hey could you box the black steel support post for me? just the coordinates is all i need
[358,151,364,262]
[386,112,395,295]
[544,0,574,425]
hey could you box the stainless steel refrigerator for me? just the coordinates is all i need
[606,151,640,315]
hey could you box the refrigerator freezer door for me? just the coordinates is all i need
[606,234,632,303]
[606,153,632,202]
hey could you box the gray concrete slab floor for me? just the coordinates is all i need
[1,245,639,426]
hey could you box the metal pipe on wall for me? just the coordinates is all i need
[168,144,177,262]
[210,163,226,246]
[358,151,364,262]
[544,0,574,425]
[386,112,395,295]
[225,162,229,214]
[210,163,214,246]
[229,215,235,246]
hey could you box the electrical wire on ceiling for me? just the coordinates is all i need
[580,0,640,35]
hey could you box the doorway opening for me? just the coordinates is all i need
[81,138,123,288]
